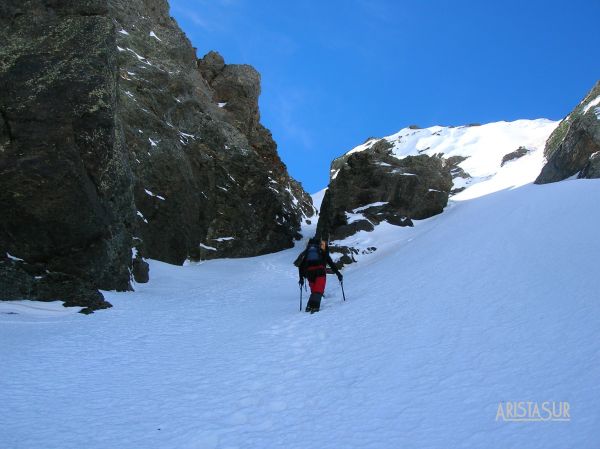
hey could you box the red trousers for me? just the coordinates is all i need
[307,265,326,294]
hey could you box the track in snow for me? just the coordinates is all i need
[2,179,600,449]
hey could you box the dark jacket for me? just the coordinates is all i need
[297,244,340,280]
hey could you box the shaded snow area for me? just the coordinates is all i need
[310,187,327,211]
[0,300,83,317]
[2,182,600,447]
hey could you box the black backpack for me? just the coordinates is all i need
[304,242,322,265]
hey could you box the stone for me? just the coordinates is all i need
[536,81,600,183]
[132,256,150,284]
[0,258,112,314]
[331,219,375,241]
[501,146,529,166]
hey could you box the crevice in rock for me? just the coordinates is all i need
[0,109,14,143]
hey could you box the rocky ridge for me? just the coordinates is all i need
[317,141,453,266]
[535,80,600,184]
[0,0,313,312]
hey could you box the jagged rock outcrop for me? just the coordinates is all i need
[535,81,600,183]
[445,155,471,195]
[0,0,313,311]
[501,146,529,166]
[111,1,313,264]
[579,151,600,178]
[317,139,452,266]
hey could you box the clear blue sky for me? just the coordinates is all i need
[169,0,600,193]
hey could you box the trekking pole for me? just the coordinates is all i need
[340,279,346,302]
[299,282,303,312]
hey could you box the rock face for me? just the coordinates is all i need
[535,81,600,183]
[501,146,529,166]
[0,0,313,311]
[111,1,314,264]
[579,151,600,178]
[0,0,132,312]
[317,139,452,266]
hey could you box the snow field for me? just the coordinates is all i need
[2,178,599,448]
[2,116,600,448]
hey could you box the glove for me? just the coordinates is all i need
[336,272,343,282]
[298,277,304,286]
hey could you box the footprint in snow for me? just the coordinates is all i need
[227,411,248,425]
[268,400,288,412]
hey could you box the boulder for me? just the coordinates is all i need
[535,81,600,183]
[132,255,150,284]
[501,146,529,166]
[0,258,112,315]
[331,219,375,241]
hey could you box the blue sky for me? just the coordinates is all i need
[169,0,600,193]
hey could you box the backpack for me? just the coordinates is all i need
[304,242,322,265]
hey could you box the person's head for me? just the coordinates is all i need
[320,240,327,251]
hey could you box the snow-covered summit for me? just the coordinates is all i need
[342,119,558,198]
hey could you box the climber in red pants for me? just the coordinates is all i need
[298,237,343,313]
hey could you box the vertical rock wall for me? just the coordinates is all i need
[0,0,314,311]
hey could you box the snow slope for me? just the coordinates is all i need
[1,115,598,448]
[2,173,600,448]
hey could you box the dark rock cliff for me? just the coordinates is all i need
[111,0,313,264]
[316,139,452,267]
[0,0,313,312]
[0,0,132,312]
[535,81,600,184]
